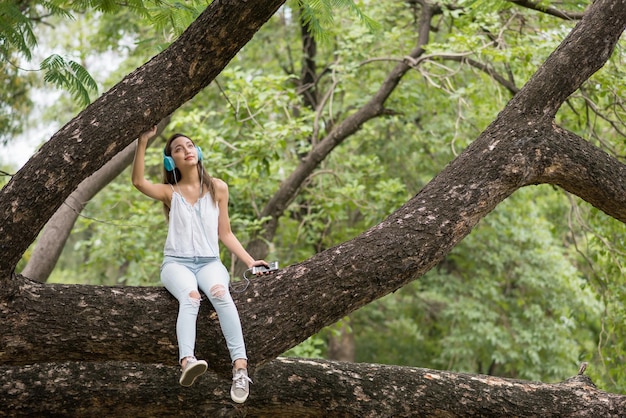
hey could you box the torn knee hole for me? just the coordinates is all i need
[210,284,226,299]
[188,290,201,307]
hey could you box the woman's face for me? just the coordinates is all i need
[169,136,199,169]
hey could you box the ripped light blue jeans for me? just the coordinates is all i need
[160,256,247,364]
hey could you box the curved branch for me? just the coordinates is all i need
[242,2,442,262]
[528,126,626,220]
[503,1,626,119]
[509,0,585,20]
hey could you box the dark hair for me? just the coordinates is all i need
[162,133,216,218]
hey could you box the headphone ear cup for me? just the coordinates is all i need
[163,155,176,172]
[196,146,203,162]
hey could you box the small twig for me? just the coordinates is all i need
[578,362,588,375]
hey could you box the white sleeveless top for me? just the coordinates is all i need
[164,191,220,257]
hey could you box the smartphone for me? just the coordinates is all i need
[252,261,279,274]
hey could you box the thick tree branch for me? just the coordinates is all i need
[529,126,626,219]
[503,0,626,119]
[2,358,624,417]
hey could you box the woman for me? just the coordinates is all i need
[132,126,268,403]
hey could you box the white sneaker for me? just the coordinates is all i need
[230,368,252,403]
[179,357,208,387]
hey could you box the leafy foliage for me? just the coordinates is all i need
[571,204,626,392]
[353,187,601,383]
[296,0,380,43]
[0,0,155,141]
[40,54,98,106]
[0,1,39,61]
[148,1,206,38]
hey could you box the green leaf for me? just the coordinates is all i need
[40,54,98,106]
[297,0,380,44]
[0,2,37,60]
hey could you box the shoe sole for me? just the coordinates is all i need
[179,362,208,387]
[230,391,249,404]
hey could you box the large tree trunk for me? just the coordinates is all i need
[2,0,626,416]
[1,358,624,417]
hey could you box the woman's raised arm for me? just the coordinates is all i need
[131,126,170,203]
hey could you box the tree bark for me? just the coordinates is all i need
[1,358,624,417]
[2,0,626,416]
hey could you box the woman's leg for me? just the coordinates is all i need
[197,260,252,402]
[161,260,201,363]
[196,260,247,363]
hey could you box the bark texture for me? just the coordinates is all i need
[1,358,624,417]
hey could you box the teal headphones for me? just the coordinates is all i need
[163,145,203,172]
